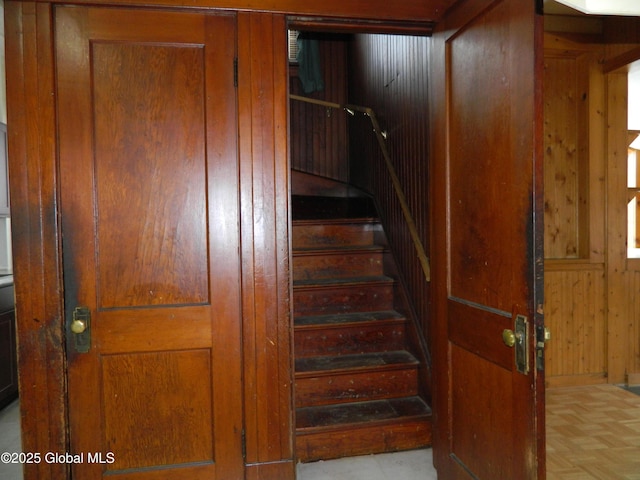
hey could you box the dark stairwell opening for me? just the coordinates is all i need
[288,29,433,463]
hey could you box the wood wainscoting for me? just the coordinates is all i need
[544,262,607,388]
[543,24,640,387]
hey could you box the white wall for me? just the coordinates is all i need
[1,0,6,124]
[0,0,9,274]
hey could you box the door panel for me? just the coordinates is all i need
[431,0,544,478]
[56,7,242,479]
[451,344,515,477]
[93,42,209,309]
[101,350,213,469]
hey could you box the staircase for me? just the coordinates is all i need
[292,195,432,463]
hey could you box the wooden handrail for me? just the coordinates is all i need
[289,94,431,282]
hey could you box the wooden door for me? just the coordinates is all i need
[56,7,243,479]
[430,0,545,478]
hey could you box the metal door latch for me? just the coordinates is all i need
[502,314,529,374]
[71,306,91,353]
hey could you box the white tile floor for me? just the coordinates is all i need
[296,449,437,480]
[0,399,23,480]
[0,399,435,480]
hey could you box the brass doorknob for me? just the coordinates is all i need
[503,329,516,347]
[71,318,87,334]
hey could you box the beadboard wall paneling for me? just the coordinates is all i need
[289,34,349,182]
[544,265,607,387]
[348,33,431,335]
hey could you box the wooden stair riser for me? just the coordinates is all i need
[292,249,384,281]
[295,321,406,357]
[292,222,380,249]
[291,196,432,462]
[293,282,394,316]
[295,419,431,463]
[295,367,419,408]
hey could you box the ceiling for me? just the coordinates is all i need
[544,0,588,16]
[545,0,640,16]
[543,0,608,35]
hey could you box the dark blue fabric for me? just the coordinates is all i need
[296,37,324,94]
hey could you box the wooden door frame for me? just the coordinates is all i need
[6,1,455,478]
[5,4,68,479]
[284,16,438,468]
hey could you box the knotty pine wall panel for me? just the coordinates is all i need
[542,34,610,387]
[544,266,607,386]
[544,54,588,259]
[348,34,431,335]
[542,31,640,386]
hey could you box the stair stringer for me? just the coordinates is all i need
[370,200,433,407]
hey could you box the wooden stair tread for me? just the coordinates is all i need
[295,310,405,327]
[293,275,393,288]
[295,350,418,375]
[291,195,432,462]
[293,245,385,255]
[293,217,379,226]
[296,396,431,431]
[292,220,380,249]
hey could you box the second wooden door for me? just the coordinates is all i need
[56,7,244,479]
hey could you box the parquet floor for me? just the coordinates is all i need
[546,384,640,479]
[3,386,640,479]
